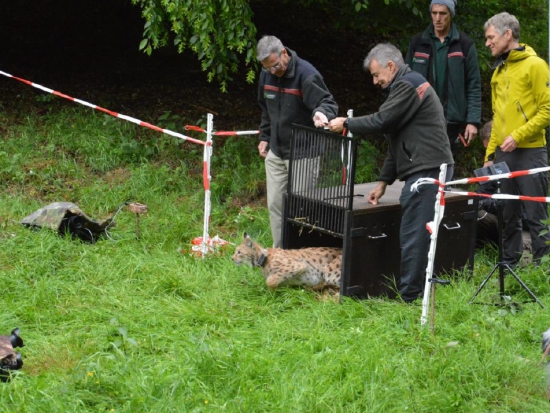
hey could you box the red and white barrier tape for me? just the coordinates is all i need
[411,165,550,203]
[185,125,259,136]
[0,70,206,146]
[1,70,263,257]
[412,165,550,190]
[213,130,260,136]
[440,190,550,203]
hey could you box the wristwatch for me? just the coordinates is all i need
[343,118,350,130]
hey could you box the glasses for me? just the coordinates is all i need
[261,61,283,73]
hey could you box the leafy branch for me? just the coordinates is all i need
[131,0,257,92]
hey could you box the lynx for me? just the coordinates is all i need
[232,233,342,290]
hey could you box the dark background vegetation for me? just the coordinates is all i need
[0,0,548,179]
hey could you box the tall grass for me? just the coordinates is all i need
[0,107,549,412]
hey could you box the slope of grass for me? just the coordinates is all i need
[0,108,549,412]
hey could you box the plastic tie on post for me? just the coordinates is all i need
[187,235,230,257]
[426,221,436,235]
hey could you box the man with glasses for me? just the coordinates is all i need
[256,35,338,248]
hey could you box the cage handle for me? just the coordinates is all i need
[367,233,387,239]
[443,222,461,230]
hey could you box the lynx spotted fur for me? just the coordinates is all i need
[232,233,342,290]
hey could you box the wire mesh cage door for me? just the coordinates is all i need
[286,125,358,237]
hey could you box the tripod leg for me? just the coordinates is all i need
[469,264,500,304]
[470,179,545,308]
[498,261,506,297]
[504,264,546,309]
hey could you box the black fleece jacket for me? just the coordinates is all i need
[257,48,338,159]
[347,65,453,184]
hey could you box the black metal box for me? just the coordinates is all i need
[282,125,478,299]
[284,182,478,299]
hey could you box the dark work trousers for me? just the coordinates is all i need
[399,165,454,302]
[447,123,465,167]
[496,147,550,265]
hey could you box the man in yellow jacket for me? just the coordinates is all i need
[483,12,550,267]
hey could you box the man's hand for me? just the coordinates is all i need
[328,117,346,133]
[258,141,269,158]
[483,160,494,168]
[500,135,517,152]
[464,124,478,145]
[368,182,387,205]
[313,111,328,128]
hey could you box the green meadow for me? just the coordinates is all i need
[0,106,549,412]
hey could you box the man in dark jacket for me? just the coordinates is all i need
[257,35,338,248]
[328,43,454,303]
[405,0,481,164]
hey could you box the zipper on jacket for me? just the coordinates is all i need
[277,77,282,139]
[517,101,528,122]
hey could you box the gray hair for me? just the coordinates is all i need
[484,12,520,42]
[256,35,284,61]
[363,43,404,71]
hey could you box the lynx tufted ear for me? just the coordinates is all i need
[243,232,255,248]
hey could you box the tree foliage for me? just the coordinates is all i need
[131,0,257,92]
[131,0,548,91]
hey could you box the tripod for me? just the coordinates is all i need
[469,182,545,308]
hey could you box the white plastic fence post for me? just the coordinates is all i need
[343,109,353,186]
[346,109,354,138]
[201,113,214,257]
[420,163,447,326]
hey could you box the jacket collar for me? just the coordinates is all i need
[424,22,459,43]
[282,47,297,79]
[492,44,529,69]
[388,64,410,88]
[382,64,411,99]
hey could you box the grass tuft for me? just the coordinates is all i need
[0,108,549,411]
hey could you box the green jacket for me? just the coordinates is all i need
[405,23,481,127]
[485,44,550,162]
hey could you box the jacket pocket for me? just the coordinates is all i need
[516,101,529,122]
[401,142,413,162]
[412,52,429,65]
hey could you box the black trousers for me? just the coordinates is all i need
[496,147,550,265]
